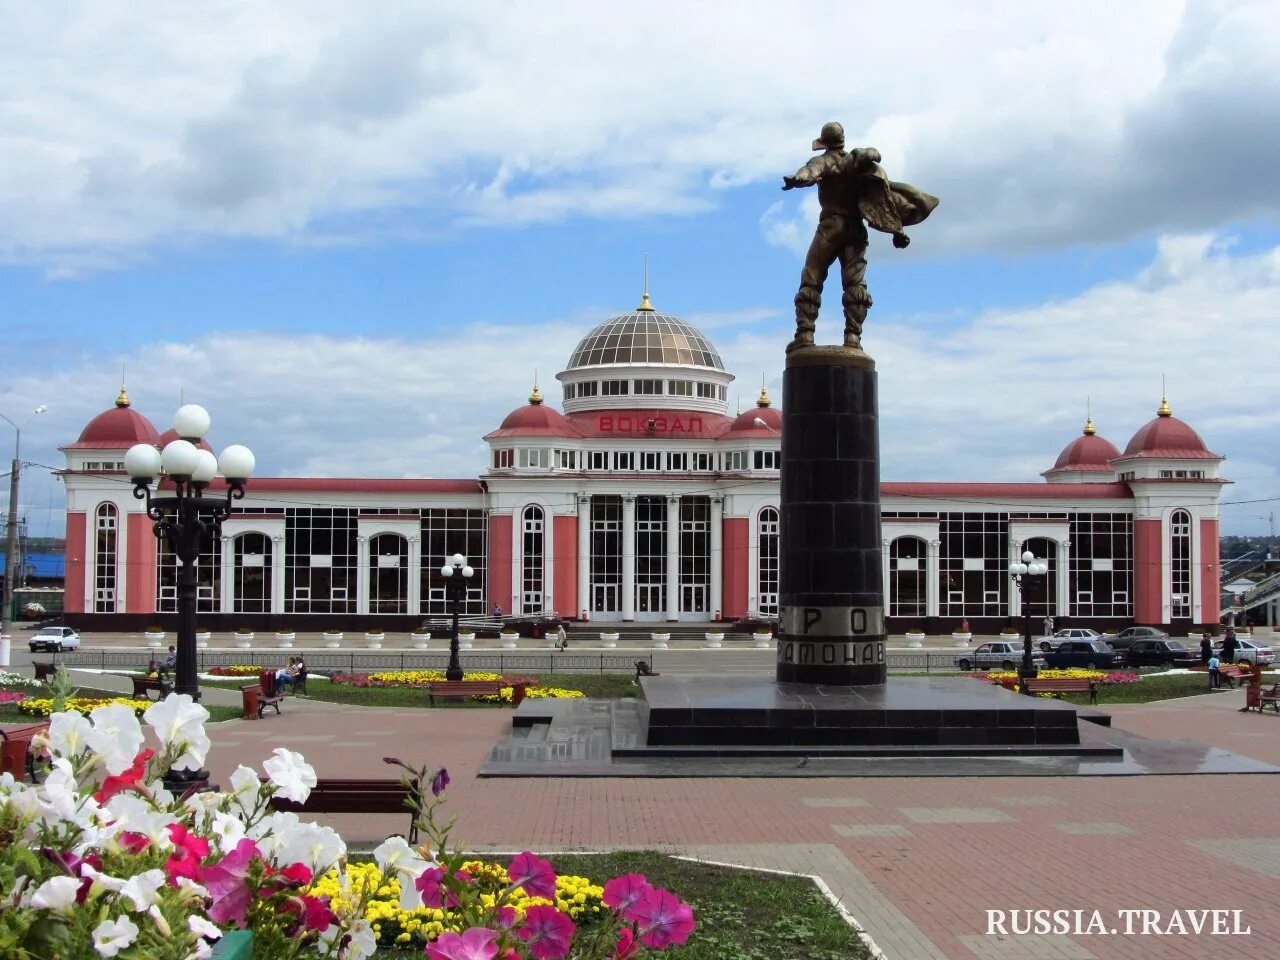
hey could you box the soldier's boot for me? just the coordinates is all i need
[842,285,872,349]
[789,287,820,352]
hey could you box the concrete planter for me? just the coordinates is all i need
[705,631,724,648]
[999,632,1021,645]
[195,631,211,649]
[651,632,670,650]
[458,631,475,650]
[752,631,773,648]
[323,631,343,649]
[234,632,254,650]
[952,632,973,648]
[905,630,926,648]
[144,630,165,648]
[500,631,520,650]
[275,631,295,649]
[600,632,619,648]
[411,631,431,650]
[364,632,384,650]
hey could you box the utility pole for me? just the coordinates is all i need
[1,406,46,636]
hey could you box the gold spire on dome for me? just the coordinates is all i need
[1157,396,1172,417]
[115,385,131,408]
[636,253,655,311]
[1083,416,1096,436]
[528,383,544,405]
[757,386,771,407]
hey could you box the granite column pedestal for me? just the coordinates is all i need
[777,347,886,685]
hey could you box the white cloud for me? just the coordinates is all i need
[3,231,1277,537]
[3,2,1278,272]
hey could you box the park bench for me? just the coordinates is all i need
[424,679,505,707]
[1217,665,1250,689]
[1024,677,1098,704]
[266,767,420,843]
[32,661,56,682]
[0,722,49,782]
[254,670,287,718]
[131,676,172,701]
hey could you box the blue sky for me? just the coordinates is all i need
[1,1,1279,537]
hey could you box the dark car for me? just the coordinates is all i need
[1104,626,1170,650]
[502,613,570,639]
[1125,638,1198,668]
[729,614,779,636]
[1043,640,1118,669]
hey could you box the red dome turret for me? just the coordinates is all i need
[1121,398,1216,459]
[157,428,213,452]
[484,385,583,440]
[1051,418,1120,471]
[64,388,161,450]
[724,386,781,437]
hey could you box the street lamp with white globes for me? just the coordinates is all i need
[125,404,255,708]
[440,553,474,682]
[1008,549,1048,695]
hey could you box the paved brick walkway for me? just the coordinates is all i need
[201,688,1280,960]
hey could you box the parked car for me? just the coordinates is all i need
[730,614,779,635]
[955,641,1046,672]
[501,613,570,639]
[1213,638,1276,665]
[1104,625,1170,651]
[1032,627,1107,653]
[1125,638,1198,668]
[1043,639,1118,669]
[28,625,81,653]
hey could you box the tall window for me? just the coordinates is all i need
[232,533,272,613]
[938,512,1009,618]
[590,496,622,615]
[157,535,221,613]
[420,508,487,615]
[758,507,779,616]
[1069,513,1132,617]
[1170,509,1192,619]
[889,537,926,617]
[284,508,357,614]
[634,496,666,615]
[94,503,118,613]
[521,505,545,614]
[369,533,409,614]
[1020,537,1056,619]
[679,497,709,614]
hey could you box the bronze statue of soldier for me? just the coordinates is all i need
[783,122,938,351]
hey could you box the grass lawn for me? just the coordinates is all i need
[970,671,1273,705]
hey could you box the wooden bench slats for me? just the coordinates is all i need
[32,662,56,682]
[1024,678,1099,704]
[131,676,171,701]
[265,777,419,842]
[424,680,505,708]
[0,722,50,782]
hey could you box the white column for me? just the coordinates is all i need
[621,496,636,621]
[926,539,941,618]
[1056,539,1071,618]
[709,497,723,618]
[270,536,286,614]
[355,536,370,615]
[1008,538,1022,618]
[881,538,891,614]
[665,496,680,621]
[407,535,421,615]
[543,509,555,614]
[220,536,235,613]
[577,496,590,618]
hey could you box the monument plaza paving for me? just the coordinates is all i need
[187,684,1280,960]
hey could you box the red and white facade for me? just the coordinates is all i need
[59,303,1228,634]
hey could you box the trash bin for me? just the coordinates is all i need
[1,739,26,778]
[512,682,528,707]
[241,685,261,720]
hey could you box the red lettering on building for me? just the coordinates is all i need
[599,416,613,431]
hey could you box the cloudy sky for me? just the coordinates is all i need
[2,0,1278,536]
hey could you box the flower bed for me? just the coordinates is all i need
[475,686,586,704]
[17,695,154,718]
[982,668,1139,685]
[0,690,27,704]
[0,669,42,687]
[209,664,265,677]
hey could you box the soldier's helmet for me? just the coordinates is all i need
[811,121,845,152]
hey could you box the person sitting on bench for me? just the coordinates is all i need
[275,658,303,694]
[157,645,177,680]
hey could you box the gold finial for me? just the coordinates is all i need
[1083,416,1096,435]
[115,385,130,408]
[757,386,771,407]
[528,383,543,405]
[1157,396,1172,417]
[636,253,655,311]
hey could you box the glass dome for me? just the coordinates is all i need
[566,312,723,370]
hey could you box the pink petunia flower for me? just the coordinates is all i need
[164,823,210,887]
[507,852,557,900]
[298,894,336,932]
[613,927,639,960]
[95,748,155,803]
[602,873,654,919]
[631,887,695,949]
[426,927,500,960]
[117,832,151,854]
[516,905,575,960]
[199,837,261,928]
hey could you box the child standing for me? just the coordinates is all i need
[1207,654,1221,690]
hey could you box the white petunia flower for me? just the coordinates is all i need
[87,703,145,775]
[45,711,93,762]
[92,915,139,957]
[273,821,345,875]
[142,695,211,771]
[105,794,176,850]
[248,810,299,859]
[188,914,223,940]
[37,759,82,822]
[346,918,378,960]
[262,748,316,804]
[226,765,260,818]
[118,869,165,912]
[210,811,245,850]
[373,836,431,911]
[29,876,80,912]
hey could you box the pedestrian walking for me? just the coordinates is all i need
[1207,654,1221,690]
[1199,631,1213,664]
[554,623,569,650]
[1043,616,1054,638]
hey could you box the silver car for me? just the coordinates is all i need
[1214,638,1276,665]
[1032,627,1106,653]
[955,641,1047,672]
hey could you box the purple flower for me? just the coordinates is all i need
[602,873,654,918]
[507,852,556,900]
[198,838,260,928]
[426,927,500,960]
[631,887,695,949]
[516,905,575,960]
[431,767,450,796]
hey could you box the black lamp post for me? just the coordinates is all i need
[1008,549,1048,696]
[124,405,255,701]
[440,553,474,682]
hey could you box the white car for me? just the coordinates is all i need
[1214,638,1276,665]
[1032,627,1107,653]
[29,625,81,653]
[955,641,1047,672]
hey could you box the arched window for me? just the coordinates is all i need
[521,505,545,614]
[889,537,926,617]
[1170,509,1192,619]
[369,533,409,614]
[758,507,780,617]
[94,503,118,613]
[233,533,272,613]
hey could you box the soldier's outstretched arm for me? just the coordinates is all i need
[782,156,829,190]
